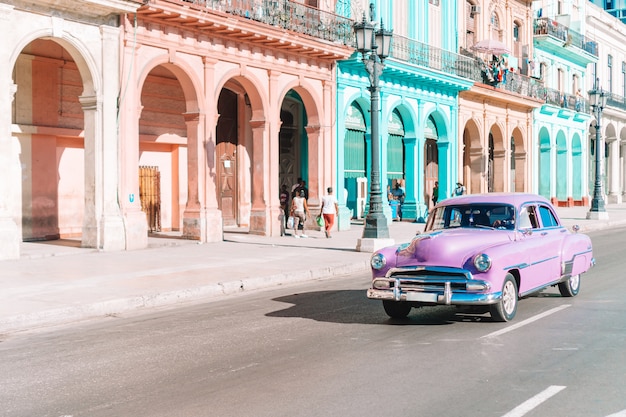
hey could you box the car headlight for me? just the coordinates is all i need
[371,253,387,270]
[474,253,492,272]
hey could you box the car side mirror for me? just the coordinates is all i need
[520,228,533,236]
[572,224,580,233]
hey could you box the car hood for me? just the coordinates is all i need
[393,229,515,268]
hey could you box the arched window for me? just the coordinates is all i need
[491,11,501,40]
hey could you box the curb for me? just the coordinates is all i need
[0,260,370,334]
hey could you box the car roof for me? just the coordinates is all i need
[439,192,551,208]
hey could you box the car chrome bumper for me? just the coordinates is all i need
[367,288,501,305]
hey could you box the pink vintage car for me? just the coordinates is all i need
[367,193,595,322]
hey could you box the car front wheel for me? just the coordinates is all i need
[558,274,580,297]
[490,274,518,322]
[383,300,412,319]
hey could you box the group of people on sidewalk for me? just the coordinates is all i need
[279,179,338,239]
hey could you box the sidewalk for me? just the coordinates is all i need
[2,203,626,334]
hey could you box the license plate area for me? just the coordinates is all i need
[406,292,438,302]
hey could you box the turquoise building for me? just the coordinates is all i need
[335,0,474,228]
[532,2,597,205]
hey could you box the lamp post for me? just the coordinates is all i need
[353,13,394,251]
[587,79,609,220]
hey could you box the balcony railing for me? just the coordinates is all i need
[460,49,544,100]
[606,92,626,111]
[391,35,477,80]
[533,17,598,57]
[541,86,590,113]
[183,0,354,44]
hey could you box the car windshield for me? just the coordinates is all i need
[427,203,516,231]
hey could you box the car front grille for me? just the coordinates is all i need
[387,267,472,292]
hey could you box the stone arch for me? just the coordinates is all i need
[605,122,617,201]
[572,134,583,201]
[214,67,267,122]
[538,126,552,199]
[555,130,568,201]
[462,118,482,194]
[134,57,205,240]
[387,103,419,218]
[10,29,99,96]
[488,122,506,192]
[511,126,526,192]
[11,32,104,249]
[282,82,324,205]
[422,109,450,205]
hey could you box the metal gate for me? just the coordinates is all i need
[139,166,161,232]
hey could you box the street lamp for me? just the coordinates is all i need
[587,79,609,220]
[353,13,394,251]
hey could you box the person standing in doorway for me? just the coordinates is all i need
[320,187,339,238]
[432,181,439,206]
[291,189,310,238]
[291,177,302,196]
[279,184,290,235]
[454,182,466,196]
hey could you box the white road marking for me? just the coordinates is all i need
[481,305,571,339]
[606,410,626,417]
[501,385,566,417]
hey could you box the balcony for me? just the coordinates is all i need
[533,18,598,65]
[459,49,544,102]
[136,0,355,60]
[606,92,626,111]
[541,87,588,112]
[390,35,477,80]
[181,0,354,44]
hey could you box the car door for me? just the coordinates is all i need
[515,203,563,294]
[533,203,566,281]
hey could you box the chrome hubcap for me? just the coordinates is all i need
[570,274,580,291]
[502,281,516,314]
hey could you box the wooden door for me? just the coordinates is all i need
[424,139,439,207]
[217,142,237,226]
[139,166,161,232]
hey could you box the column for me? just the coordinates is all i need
[249,120,269,235]
[0,78,20,260]
[182,112,208,241]
[607,139,622,203]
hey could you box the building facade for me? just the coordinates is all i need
[532,0,596,206]
[2,0,143,260]
[457,0,543,197]
[336,0,474,228]
[118,0,353,244]
[3,0,626,260]
[587,0,626,204]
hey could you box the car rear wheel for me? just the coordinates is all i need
[383,300,412,319]
[489,274,518,322]
[558,274,580,297]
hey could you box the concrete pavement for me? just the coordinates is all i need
[2,203,626,334]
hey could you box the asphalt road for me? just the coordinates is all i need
[1,228,625,417]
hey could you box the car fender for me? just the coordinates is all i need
[560,233,594,276]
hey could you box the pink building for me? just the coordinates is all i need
[2,0,352,259]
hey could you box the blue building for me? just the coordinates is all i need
[336,0,473,227]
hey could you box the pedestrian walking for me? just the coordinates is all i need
[320,187,339,238]
[290,189,310,238]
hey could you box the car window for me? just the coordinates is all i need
[519,205,539,229]
[427,203,515,230]
[538,205,560,228]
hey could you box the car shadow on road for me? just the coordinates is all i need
[266,290,494,325]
